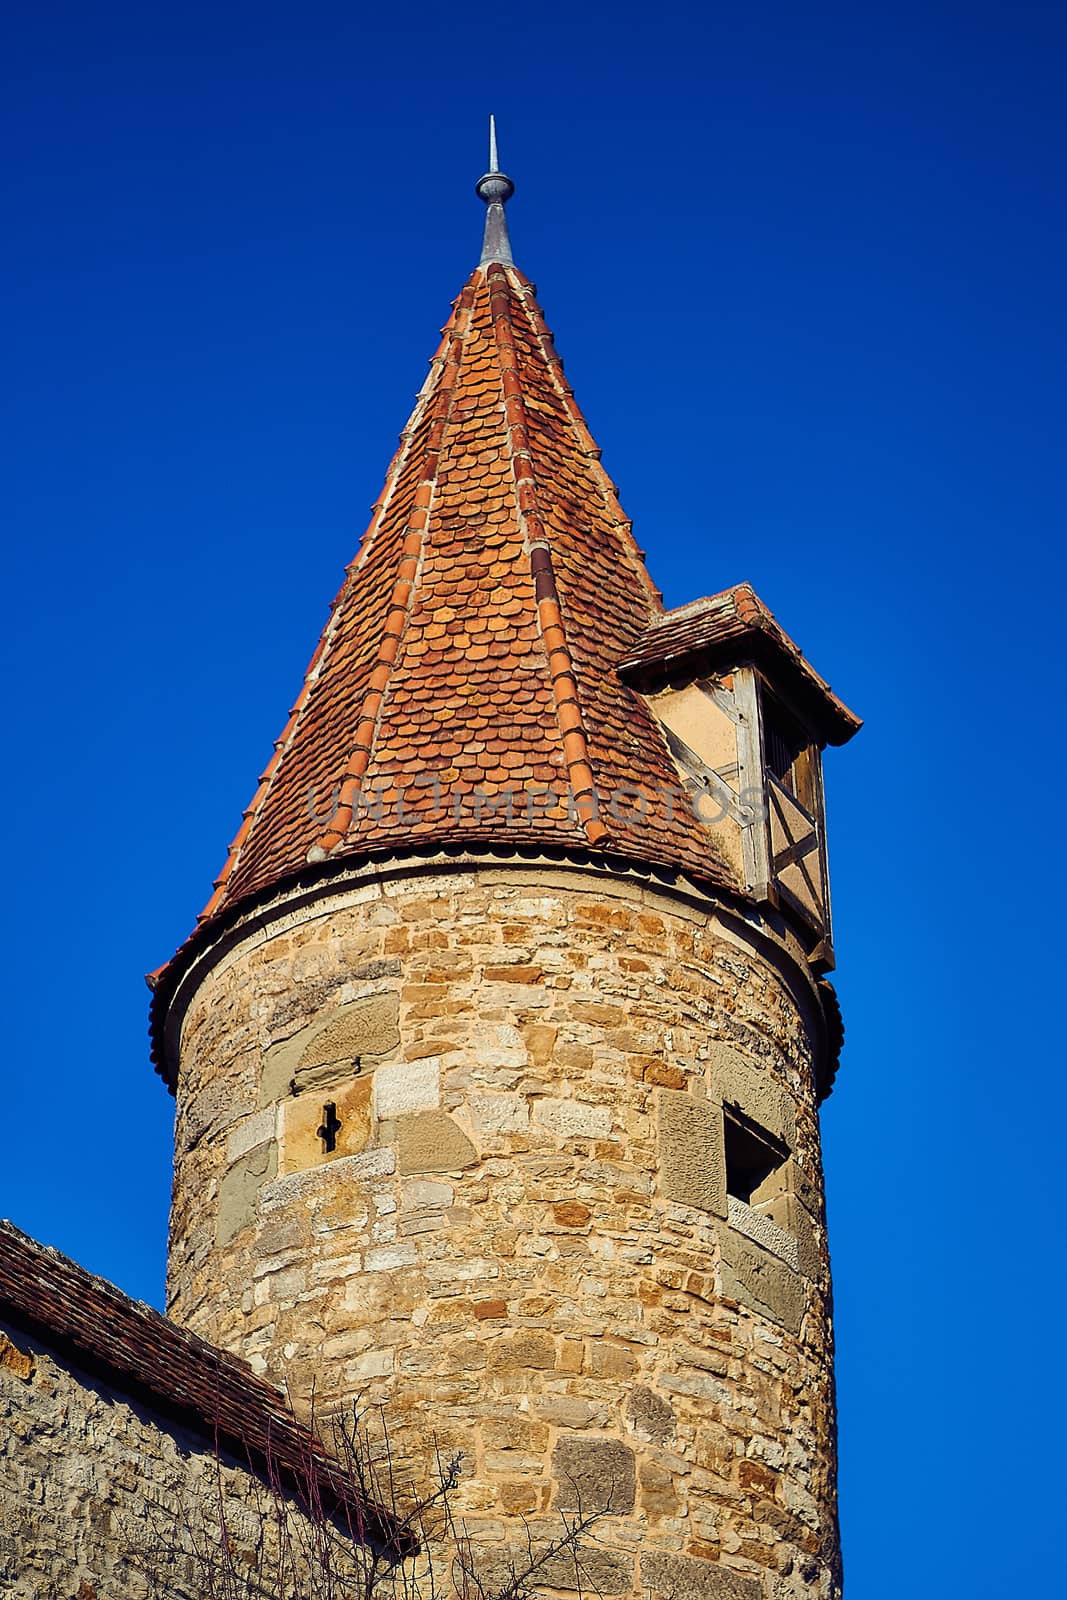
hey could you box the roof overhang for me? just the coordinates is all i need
[617,583,862,747]
[148,839,844,1102]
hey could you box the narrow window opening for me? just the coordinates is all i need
[762,700,811,804]
[317,1101,342,1154]
[723,1105,789,1206]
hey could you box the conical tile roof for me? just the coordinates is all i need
[197,261,733,928]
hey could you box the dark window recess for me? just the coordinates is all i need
[723,1106,789,1205]
[317,1102,342,1154]
[763,708,808,797]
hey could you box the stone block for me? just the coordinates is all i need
[373,1058,441,1121]
[226,1106,277,1165]
[552,1436,635,1515]
[791,1201,822,1281]
[533,1394,608,1429]
[707,1041,793,1145]
[523,1022,558,1067]
[277,1075,372,1174]
[641,1550,760,1600]
[185,1075,256,1149]
[469,1542,633,1597]
[657,1089,727,1216]
[533,1546,634,1595]
[726,1195,799,1270]
[363,1243,418,1273]
[300,992,401,1068]
[258,1146,394,1214]
[488,1330,556,1371]
[260,992,401,1103]
[472,1023,529,1068]
[481,1417,550,1453]
[217,1141,277,1245]
[401,1179,454,1210]
[396,1111,478,1175]
[0,1330,34,1381]
[719,1228,805,1335]
[533,1099,612,1140]
[467,1093,529,1133]
[587,1341,635,1378]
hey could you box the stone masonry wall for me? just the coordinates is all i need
[167,859,840,1600]
[0,1319,326,1600]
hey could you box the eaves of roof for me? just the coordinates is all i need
[0,1219,411,1557]
[618,584,862,747]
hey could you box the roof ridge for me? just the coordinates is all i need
[308,282,477,860]
[485,263,608,847]
[511,271,664,617]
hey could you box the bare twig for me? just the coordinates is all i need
[181,1394,608,1600]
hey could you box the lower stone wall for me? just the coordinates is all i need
[0,1319,329,1600]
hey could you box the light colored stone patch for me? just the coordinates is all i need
[373,1058,440,1122]
[467,1093,529,1134]
[260,992,401,1104]
[349,1349,394,1379]
[253,1263,305,1304]
[396,1111,479,1175]
[472,1023,529,1069]
[426,1257,498,1288]
[553,1436,636,1515]
[258,1147,394,1214]
[641,1550,760,1600]
[707,1040,794,1145]
[719,1227,805,1335]
[657,1090,727,1216]
[278,1075,372,1174]
[401,1179,454,1210]
[217,1141,277,1245]
[227,1106,277,1165]
[727,1195,799,1270]
[532,1099,611,1140]
[364,1243,418,1273]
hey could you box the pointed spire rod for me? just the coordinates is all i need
[476,114,515,268]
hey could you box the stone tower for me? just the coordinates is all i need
[151,132,860,1600]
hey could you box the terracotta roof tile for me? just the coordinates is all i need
[184,262,708,928]
[152,263,852,1072]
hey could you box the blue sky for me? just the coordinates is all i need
[3,3,1065,1594]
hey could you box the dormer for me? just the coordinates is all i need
[619,584,861,970]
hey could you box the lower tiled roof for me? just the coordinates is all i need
[0,1220,410,1556]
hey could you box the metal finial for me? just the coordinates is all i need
[476,115,514,267]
